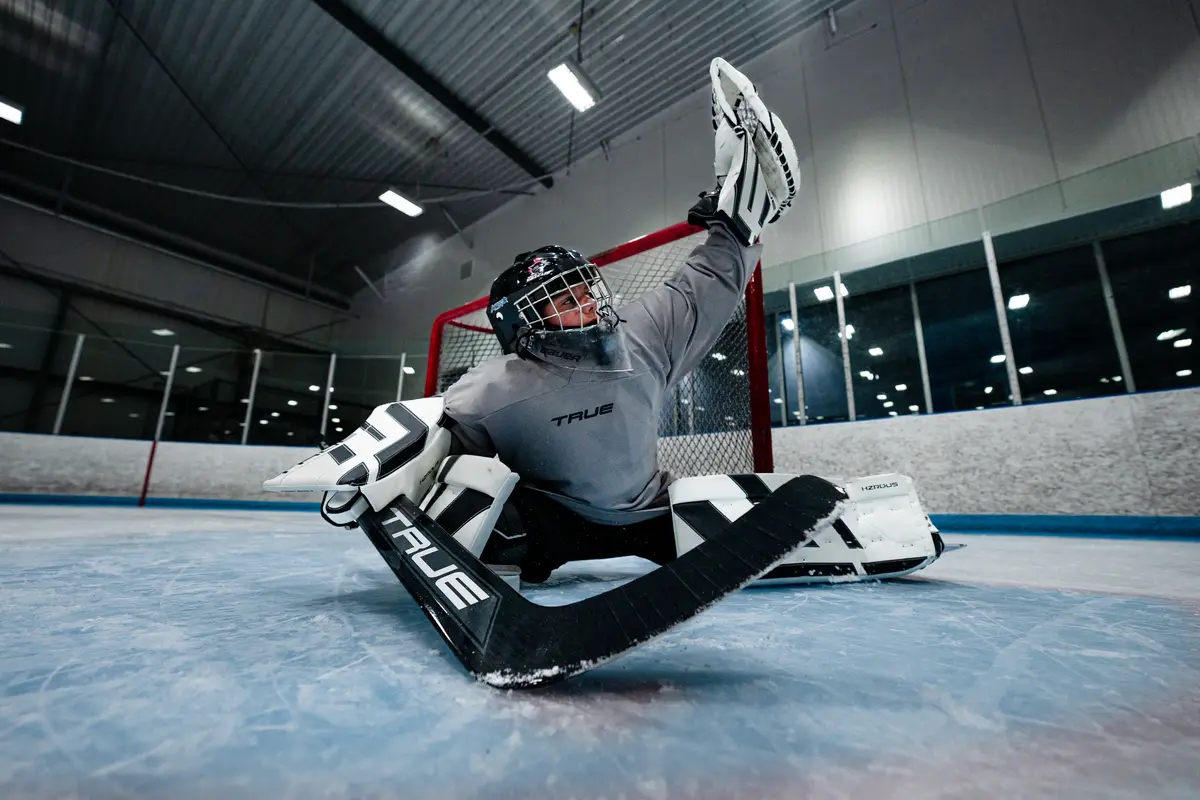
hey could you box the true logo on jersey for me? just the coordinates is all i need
[551,402,614,427]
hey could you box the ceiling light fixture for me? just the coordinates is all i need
[548,60,599,112]
[0,96,23,125]
[379,189,424,217]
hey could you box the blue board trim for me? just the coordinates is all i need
[930,513,1200,538]
[0,493,320,512]
[1,495,1197,536]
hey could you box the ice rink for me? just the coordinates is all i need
[2,505,1198,799]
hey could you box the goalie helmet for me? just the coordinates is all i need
[486,246,630,371]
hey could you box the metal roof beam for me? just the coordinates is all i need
[310,0,554,190]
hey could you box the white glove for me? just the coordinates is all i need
[263,397,451,529]
[689,57,799,246]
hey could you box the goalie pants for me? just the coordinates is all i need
[483,486,678,584]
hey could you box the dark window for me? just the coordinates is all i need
[996,244,1124,404]
[915,267,1011,411]
[1102,220,1199,392]
[792,278,849,423]
[841,283,926,419]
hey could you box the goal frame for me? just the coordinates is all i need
[424,222,774,472]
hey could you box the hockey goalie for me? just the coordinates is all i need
[263,58,943,686]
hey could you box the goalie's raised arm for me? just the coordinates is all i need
[631,57,800,385]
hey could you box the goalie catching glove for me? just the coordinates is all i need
[688,57,799,246]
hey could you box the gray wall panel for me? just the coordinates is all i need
[1020,0,1200,179]
[804,0,928,252]
[896,0,1058,219]
[756,57,827,268]
[0,198,341,345]
[774,389,1200,517]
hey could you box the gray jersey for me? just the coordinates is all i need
[442,224,762,525]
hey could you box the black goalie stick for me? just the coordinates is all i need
[356,474,847,689]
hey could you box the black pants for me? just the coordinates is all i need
[482,486,678,583]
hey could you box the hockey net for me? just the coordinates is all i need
[425,222,773,476]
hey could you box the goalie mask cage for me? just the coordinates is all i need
[425,222,774,476]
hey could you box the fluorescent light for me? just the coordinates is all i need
[271,412,280,418]
[883,401,894,408]
[894,384,906,391]
[287,400,298,406]
[328,404,338,410]
[773,398,783,404]
[0,97,23,125]
[908,405,919,412]
[990,354,1006,364]
[1100,377,1110,383]
[287,431,294,437]
[1177,369,1193,377]
[260,419,268,425]
[240,398,249,403]
[185,366,202,373]
[79,375,92,381]
[128,412,139,418]
[984,386,994,394]
[1007,294,1030,310]
[1113,375,1122,382]
[813,286,834,302]
[859,371,873,380]
[1169,285,1192,299]
[308,384,320,391]
[868,347,883,356]
[331,417,340,423]
[402,366,416,375]
[198,406,208,411]
[888,411,898,417]
[876,394,887,400]
[711,352,726,361]
[1043,389,1057,396]
[151,328,175,337]
[1158,329,1186,341]
[336,427,344,432]
[379,189,424,217]
[1161,183,1193,209]
[1175,338,1193,348]
[548,62,598,112]
[0,342,10,349]
[1019,366,1033,375]
[781,318,795,331]
[101,397,114,403]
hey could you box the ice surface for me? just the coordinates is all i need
[1,506,1198,799]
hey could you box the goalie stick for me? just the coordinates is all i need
[357,474,846,689]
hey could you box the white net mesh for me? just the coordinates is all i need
[429,225,760,477]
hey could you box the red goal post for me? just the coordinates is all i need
[424,222,774,475]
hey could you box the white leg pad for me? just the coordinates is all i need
[420,455,519,558]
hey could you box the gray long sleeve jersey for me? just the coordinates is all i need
[442,224,762,525]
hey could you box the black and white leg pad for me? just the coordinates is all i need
[669,472,942,584]
[420,455,519,559]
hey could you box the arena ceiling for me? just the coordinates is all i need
[0,0,849,308]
